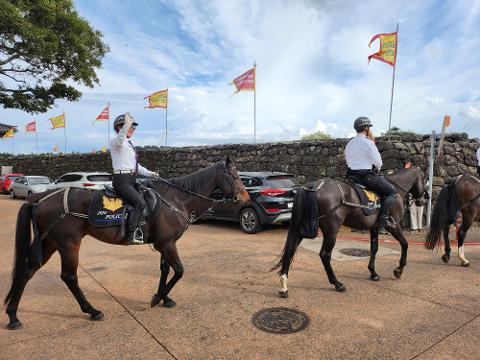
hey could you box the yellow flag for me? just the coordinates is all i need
[49,114,65,129]
[145,89,168,109]
[1,128,14,139]
[53,144,59,153]
[368,32,397,66]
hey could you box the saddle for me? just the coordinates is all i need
[88,184,159,228]
[347,180,381,216]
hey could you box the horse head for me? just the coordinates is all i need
[217,157,250,205]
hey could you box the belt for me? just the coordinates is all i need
[347,168,373,175]
[113,170,137,175]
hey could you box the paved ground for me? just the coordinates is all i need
[0,194,479,359]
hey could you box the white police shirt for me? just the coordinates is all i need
[476,148,480,165]
[345,133,383,170]
[110,124,154,177]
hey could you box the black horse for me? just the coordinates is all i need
[273,167,427,297]
[4,158,249,329]
[425,173,479,266]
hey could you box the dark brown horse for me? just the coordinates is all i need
[425,173,479,266]
[273,167,427,297]
[4,158,249,329]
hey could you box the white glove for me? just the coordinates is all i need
[150,171,160,178]
[124,112,134,128]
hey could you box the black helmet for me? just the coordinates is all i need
[113,113,138,131]
[353,116,373,132]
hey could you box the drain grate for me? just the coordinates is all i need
[252,307,309,334]
[340,248,371,257]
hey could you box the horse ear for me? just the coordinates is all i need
[225,156,231,168]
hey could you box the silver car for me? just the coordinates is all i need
[10,176,53,199]
[52,172,112,190]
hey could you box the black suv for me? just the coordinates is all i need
[200,171,299,233]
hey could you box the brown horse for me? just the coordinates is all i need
[4,158,249,329]
[425,173,479,266]
[272,167,427,297]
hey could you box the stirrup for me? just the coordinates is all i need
[128,228,144,245]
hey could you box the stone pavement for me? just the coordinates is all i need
[0,195,479,359]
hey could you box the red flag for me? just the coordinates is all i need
[96,105,109,121]
[25,121,36,132]
[368,32,397,66]
[231,67,255,93]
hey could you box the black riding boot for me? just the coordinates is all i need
[378,195,397,232]
[126,208,145,245]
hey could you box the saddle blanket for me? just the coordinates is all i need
[352,185,381,216]
[88,191,126,227]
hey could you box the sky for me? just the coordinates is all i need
[1,0,480,154]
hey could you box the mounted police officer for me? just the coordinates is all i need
[110,113,158,245]
[345,116,397,232]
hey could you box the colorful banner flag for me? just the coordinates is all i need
[53,144,59,153]
[93,105,110,124]
[145,89,168,109]
[368,32,397,66]
[49,114,65,129]
[25,121,36,132]
[231,67,255,93]
[1,128,14,139]
[443,115,451,128]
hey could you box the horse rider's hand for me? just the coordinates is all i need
[150,171,160,179]
[124,112,134,128]
[367,129,375,142]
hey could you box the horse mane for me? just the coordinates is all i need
[165,161,224,194]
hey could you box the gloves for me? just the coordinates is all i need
[149,171,160,179]
[124,112,134,128]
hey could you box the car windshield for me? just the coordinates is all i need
[28,177,51,185]
[8,176,21,181]
[266,176,297,188]
[86,175,112,182]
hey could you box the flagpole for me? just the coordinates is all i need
[11,133,14,155]
[63,112,67,154]
[165,106,168,147]
[387,22,399,136]
[107,102,110,149]
[35,130,39,154]
[253,60,257,145]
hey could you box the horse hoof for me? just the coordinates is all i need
[150,294,162,308]
[162,297,176,308]
[393,269,402,279]
[461,261,470,267]
[370,274,380,281]
[7,320,22,330]
[441,254,450,263]
[279,290,289,298]
[90,311,104,321]
[335,283,346,292]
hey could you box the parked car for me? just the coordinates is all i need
[9,176,52,199]
[200,171,300,233]
[0,173,23,194]
[51,172,112,190]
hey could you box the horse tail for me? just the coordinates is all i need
[425,183,459,250]
[4,202,33,305]
[271,187,318,274]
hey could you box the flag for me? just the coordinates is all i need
[93,105,109,125]
[25,121,36,132]
[368,32,397,66]
[1,128,14,139]
[101,146,107,153]
[53,144,59,153]
[231,67,255,93]
[49,114,65,129]
[145,89,168,109]
[443,115,451,128]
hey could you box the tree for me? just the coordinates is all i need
[301,131,332,141]
[0,0,109,113]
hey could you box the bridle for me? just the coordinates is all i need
[387,167,429,207]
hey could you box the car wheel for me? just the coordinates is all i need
[10,189,16,199]
[240,207,262,234]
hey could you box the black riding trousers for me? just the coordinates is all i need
[112,174,146,232]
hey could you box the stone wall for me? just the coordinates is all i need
[1,133,478,199]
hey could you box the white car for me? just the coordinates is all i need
[10,176,53,199]
[52,172,112,190]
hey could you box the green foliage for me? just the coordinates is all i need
[0,0,109,113]
[300,131,332,141]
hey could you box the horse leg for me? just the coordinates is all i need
[457,215,472,267]
[442,224,451,263]
[387,224,408,279]
[319,229,345,292]
[59,244,103,321]
[157,242,184,306]
[6,243,56,330]
[368,227,380,281]
[150,256,175,308]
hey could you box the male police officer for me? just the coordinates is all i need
[345,117,397,232]
[110,113,157,244]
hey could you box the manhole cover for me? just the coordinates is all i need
[340,248,371,257]
[252,307,309,334]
